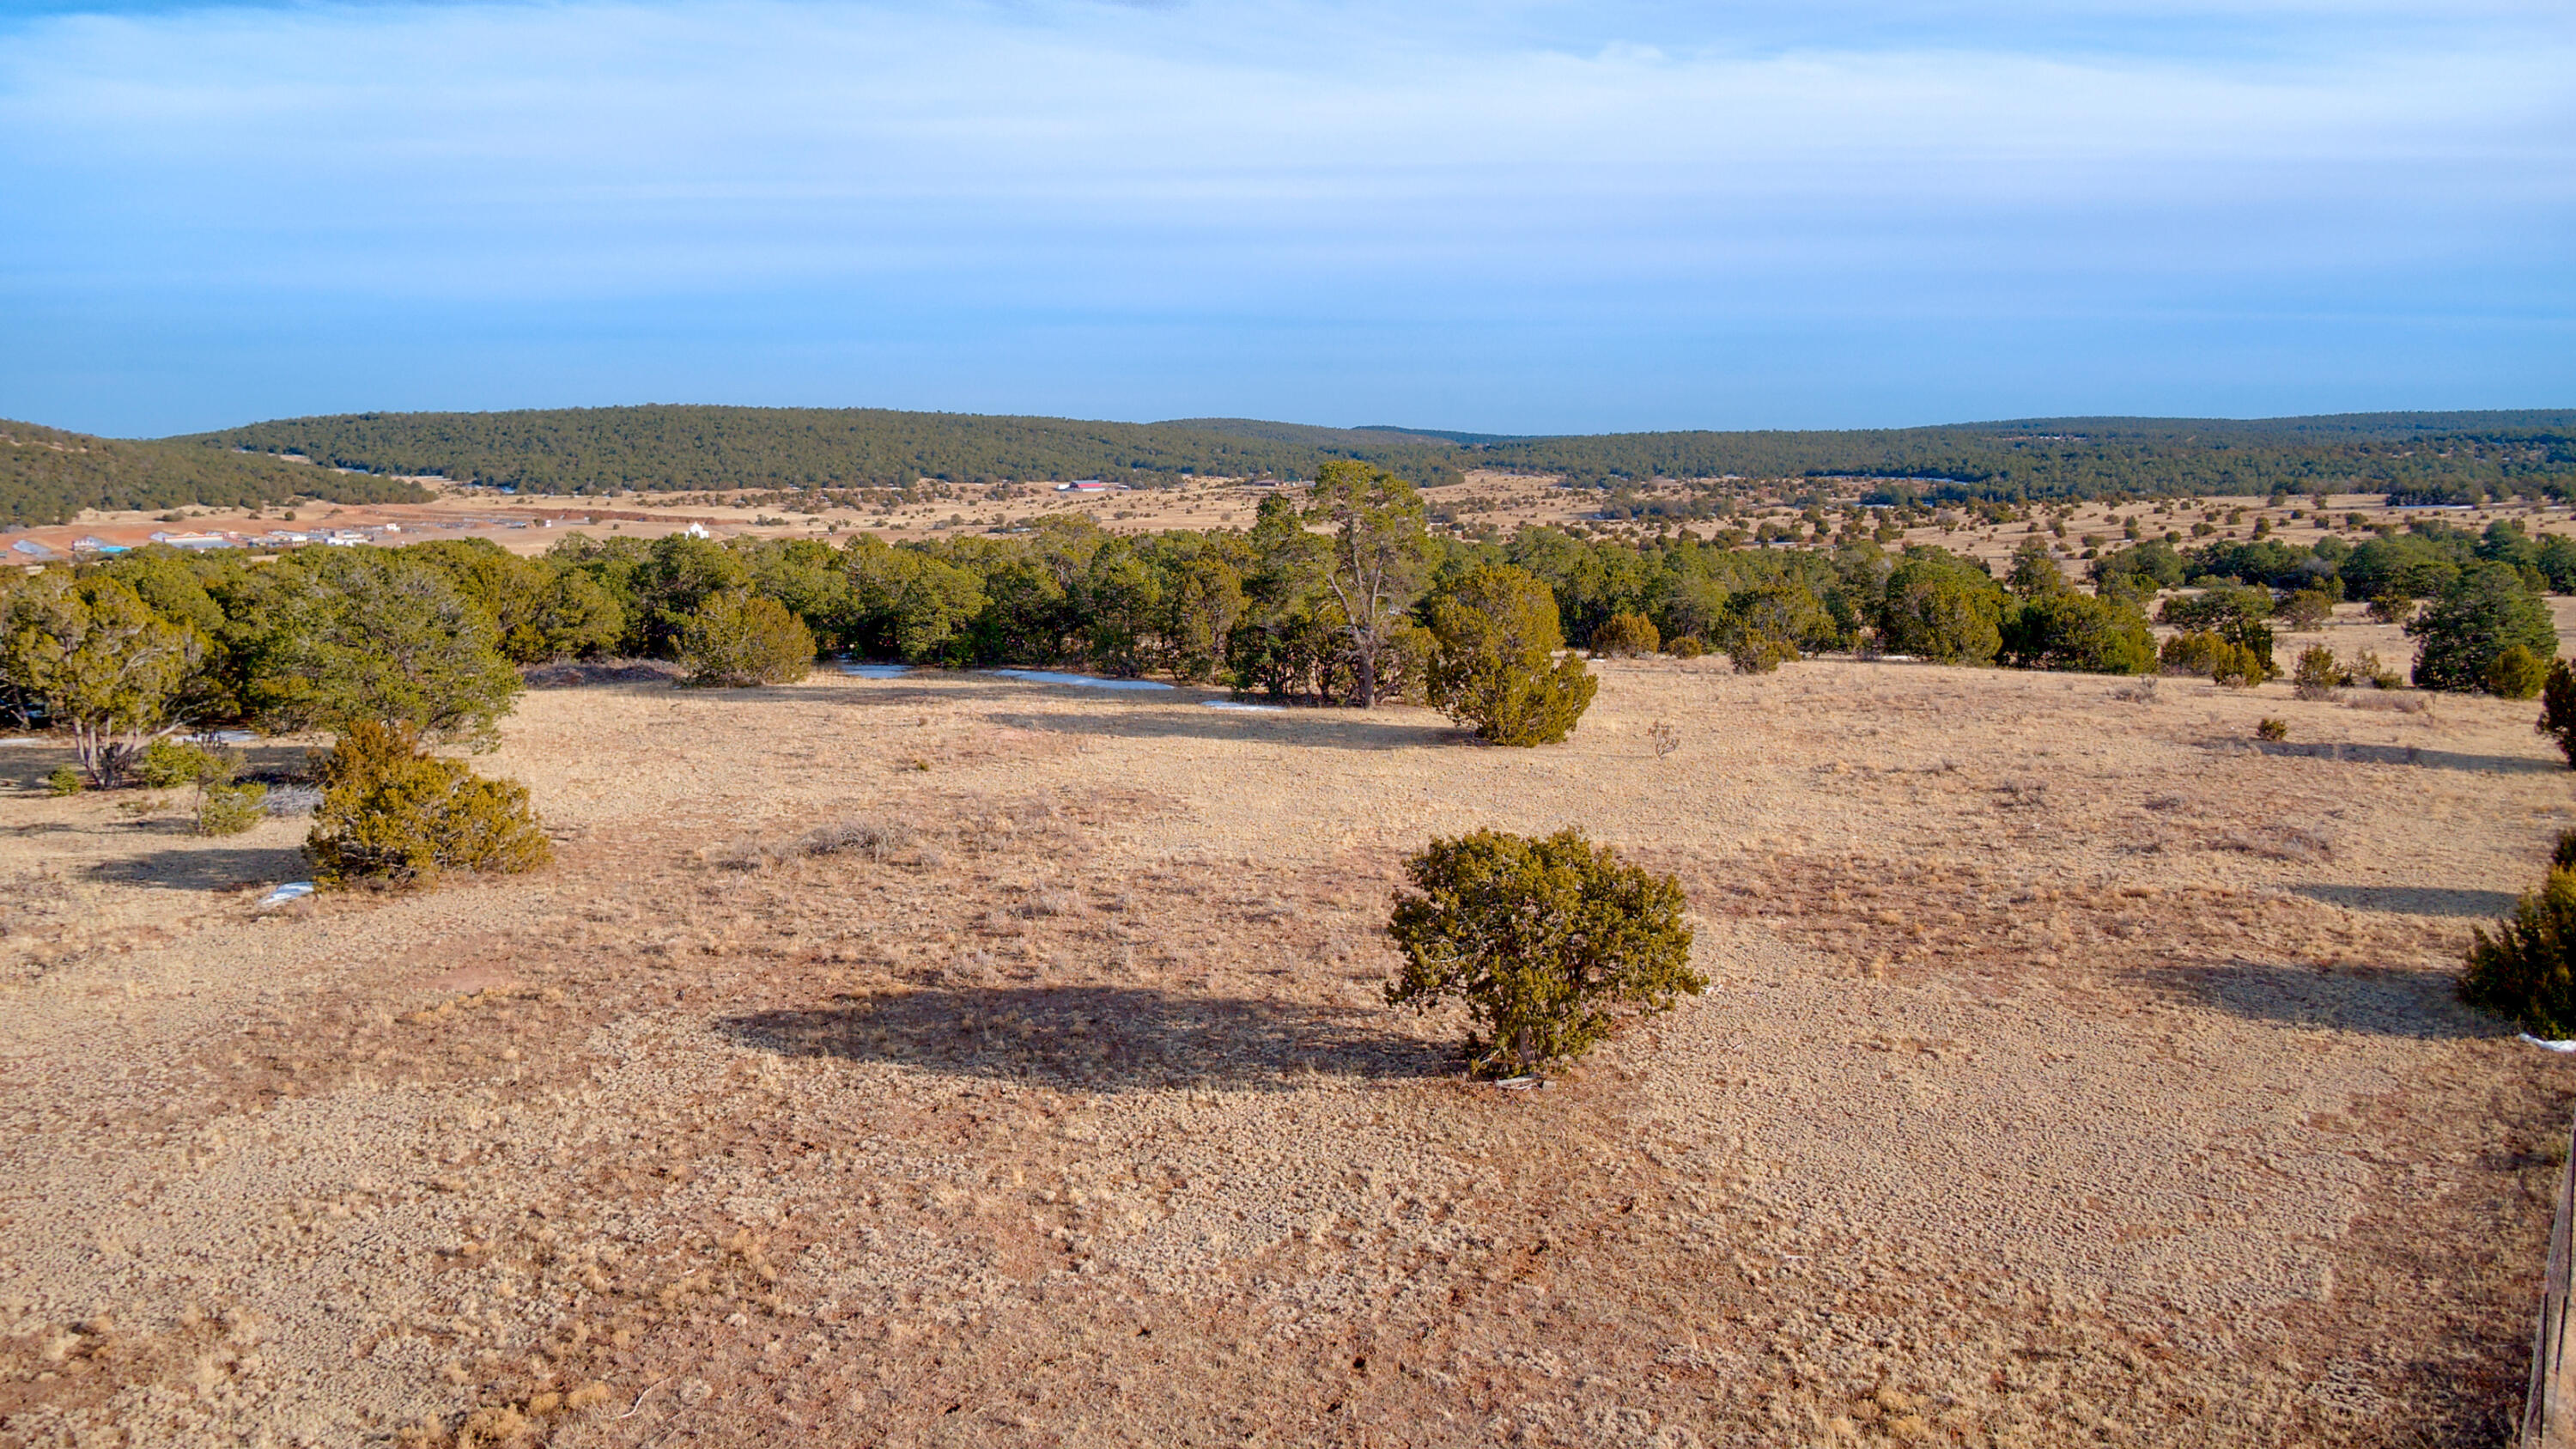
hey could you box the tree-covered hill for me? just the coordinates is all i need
[0,419,427,527]
[1,405,2560,523]
[172,405,2576,504]
[1467,411,2576,499]
[178,407,1469,495]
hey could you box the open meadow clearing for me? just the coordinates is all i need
[3,659,2573,1447]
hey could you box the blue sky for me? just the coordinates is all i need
[3,0,2569,437]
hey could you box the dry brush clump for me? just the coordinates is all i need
[709,817,918,870]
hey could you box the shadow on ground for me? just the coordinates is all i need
[2236,739,2561,774]
[2293,883,2520,918]
[982,707,1463,752]
[87,843,309,892]
[720,985,1454,1093]
[2176,960,2494,1040]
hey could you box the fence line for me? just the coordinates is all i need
[2525,1110,2576,1447]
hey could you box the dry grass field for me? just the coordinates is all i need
[5,654,2576,1447]
[39,473,2576,570]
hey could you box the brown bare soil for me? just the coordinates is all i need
[4,661,2574,1447]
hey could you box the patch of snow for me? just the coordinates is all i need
[1205,701,1286,712]
[841,664,911,679]
[259,881,315,908]
[2522,1033,2576,1053]
[992,670,1172,691]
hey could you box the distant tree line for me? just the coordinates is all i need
[12,467,2567,790]
[161,406,2576,505]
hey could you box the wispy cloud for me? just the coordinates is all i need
[2,0,2568,433]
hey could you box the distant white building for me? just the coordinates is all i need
[682,521,712,539]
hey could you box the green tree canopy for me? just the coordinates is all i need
[2409,561,2559,692]
[1425,565,1597,746]
[1309,460,1432,707]
[1384,829,1702,1078]
[1,572,202,785]
[1878,551,2004,664]
[235,548,523,746]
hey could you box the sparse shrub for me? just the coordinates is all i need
[46,765,83,796]
[1667,636,1704,660]
[2291,646,2350,700]
[2366,592,2417,624]
[799,819,914,862]
[1646,721,1680,759]
[2487,644,2549,700]
[197,782,267,837]
[1590,611,1659,659]
[677,591,815,687]
[1383,828,1702,1079]
[2275,588,2335,631]
[305,720,551,888]
[2461,866,2576,1038]
[2256,717,2287,742]
[2211,642,2273,689]
[2349,648,2402,689]
[2160,630,2227,677]
[2539,660,2576,769]
[719,818,917,870]
[137,739,218,789]
[262,783,324,817]
[1425,566,1599,747]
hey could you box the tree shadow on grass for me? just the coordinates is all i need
[2291,883,2520,919]
[2173,960,2496,1040]
[720,985,1455,1093]
[87,843,310,893]
[2235,739,2561,774]
[981,707,1464,752]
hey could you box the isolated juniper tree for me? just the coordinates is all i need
[305,720,551,890]
[1306,460,1431,707]
[2409,560,2557,692]
[1424,566,1597,746]
[1385,828,1701,1078]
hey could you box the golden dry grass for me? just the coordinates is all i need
[46,474,2576,565]
[3,658,2573,1447]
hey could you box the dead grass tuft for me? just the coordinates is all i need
[2213,825,2336,861]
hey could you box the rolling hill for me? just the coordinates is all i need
[0,419,427,527]
[8,406,2571,527]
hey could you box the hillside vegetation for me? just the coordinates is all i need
[168,406,2576,503]
[0,419,427,527]
[179,407,1469,496]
